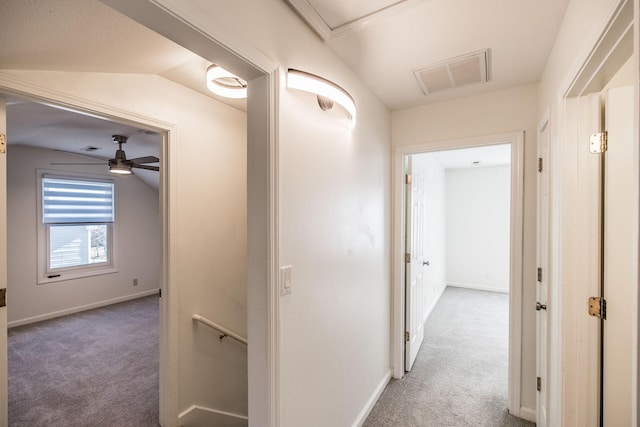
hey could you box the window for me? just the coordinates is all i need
[39,174,116,282]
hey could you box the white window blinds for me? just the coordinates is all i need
[42,177,114,224]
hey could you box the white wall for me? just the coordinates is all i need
[412,153,447,316]
[446,165,511,293]
[7,144,160,325]
[161,2,393,426]
[392,83,538,413]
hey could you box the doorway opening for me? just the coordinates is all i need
[393,131,526,419]
[5,95,163,424]
[0,0,278,424]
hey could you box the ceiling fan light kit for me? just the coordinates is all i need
[206,64,248,99]
[108,160,133,175]
[287,68,357,129]
[51,135,159,175]
[109,135,132,174]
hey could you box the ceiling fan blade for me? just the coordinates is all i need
[131,164,160,171]
[50,162,106,165]
[129,156,159,164]
[53,149,107,161]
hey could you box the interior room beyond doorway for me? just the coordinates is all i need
[395,133,526,420]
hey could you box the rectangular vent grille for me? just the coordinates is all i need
[414,49,489,96]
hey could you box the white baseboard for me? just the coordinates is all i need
[8,289,159,328]
[447,281,509,294]
[352,369,392,427]
[519,406,536,422]
[178,404,248,427]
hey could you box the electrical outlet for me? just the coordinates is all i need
[133,278,138,287]
[280,265,292,296]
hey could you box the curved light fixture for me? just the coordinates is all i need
[206,64,247,99]
[287,68,356,129]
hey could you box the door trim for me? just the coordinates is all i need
[392,131,526,417]
[554,0,637,424]
[536,110,551,427]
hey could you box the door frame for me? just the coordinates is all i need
[536,110,550,427]
[553,0,638,424]
[0,74,177,423]
[392,131,526,417]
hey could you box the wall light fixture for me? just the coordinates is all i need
[287,68,356,129]
[206,64,247,99]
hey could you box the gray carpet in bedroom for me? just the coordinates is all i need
[364,287,535,427]
[8,295,159,427]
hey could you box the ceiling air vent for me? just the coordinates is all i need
[80,146,102,152]
[414,49,489,96]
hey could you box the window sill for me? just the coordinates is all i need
[38,266,118,285]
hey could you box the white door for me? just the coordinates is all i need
[536,118,549,427]
[601,85,634,425]
[405,156,426,371]
[0,97,8,426]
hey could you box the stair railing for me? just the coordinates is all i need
[192,314,248,346]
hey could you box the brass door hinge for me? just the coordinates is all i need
[537,376,541,392]
[537,157,543,172]
[0,288,6,307]
[405,253,411,263]
[537,267,542,283]
[588,296,606,319]
[0,134,5,154]
[405,174,412,185]
[405,331,410,342]
[589,132,608,154]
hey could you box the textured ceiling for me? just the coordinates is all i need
[307,0,405,28]
[7,97,162,189]
[0,0,246,108]
[0,0,571,168]
[287,0,570,109]
[431,144,511,169]
[0,0,191,74]
[0,0,247,190]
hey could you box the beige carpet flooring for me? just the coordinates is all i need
[364,287,536,427]
[8,295,159,427]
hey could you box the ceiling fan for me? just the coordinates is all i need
[51,135,159,175]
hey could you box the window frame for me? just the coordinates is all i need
[37,170,118,284]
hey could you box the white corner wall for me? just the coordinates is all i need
[392,83,538,413]
[7,144,160,326]
[446,165,511,293]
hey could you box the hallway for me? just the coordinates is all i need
[364,287,534,427]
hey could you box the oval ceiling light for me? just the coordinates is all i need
[287,68,357,129]
[206,64,247,99]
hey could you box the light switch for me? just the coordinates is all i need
[280,265,292,296]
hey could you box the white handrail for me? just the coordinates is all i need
[192,314,248,346]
